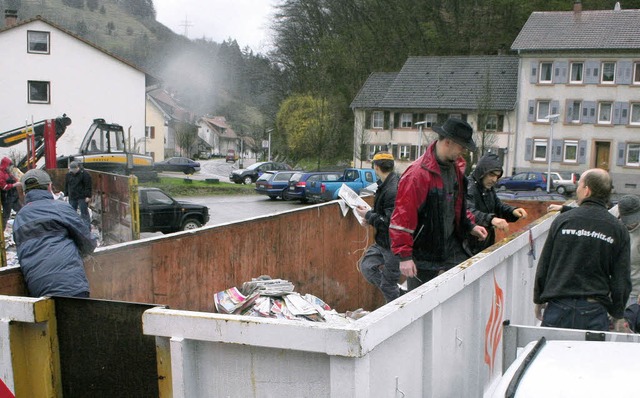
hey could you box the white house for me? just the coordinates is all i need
[511,2,640,195]
[0,14,158,163]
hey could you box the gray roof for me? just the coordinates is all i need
[350,72,397,108]
[512,9,640,52]
[363,56,518,111]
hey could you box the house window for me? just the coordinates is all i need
[569,100,582,123]
[146,126,155,138]
[449,113,462,120]
[626,143,640,166]
[534,139,548,161]
[634,62,640,85]
[485,115,498,130]
[28,81,50,103]
[563,140,578,163]
[399,145,410,159]
[570,62,583,83]
[597,102,613,124]
[539,62,553,83]
[27,30,49,54]
[369,144,385,159]
[601,62,616,84]
[400,113,412,128]
[372,111,384,129]
[629,103,640,126]
[424,113,437,128]
[536,101,550,122]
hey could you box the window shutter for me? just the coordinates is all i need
[524,138,533,161]
[413,113,419,125]
[392,144,398,158]
[384,111,390,129]
[553,61,568,84]
[410,145,417,161]
[551,100,560,116]
[565,99,574,123]
[612,102,623,124]
[497,115,504,132]
[551,139,562,162]
[616,142,626,166]
[578,140,587,164]
[620,102,630,125]
[365,111,371,129]
[360,144,368,160]
[393,112,400,128]
[150,126,155,139]
[527,100,535,122]
[616,60,633,84]
[582,101,596,124]
[530,61,538,84]
[584,60,600,84]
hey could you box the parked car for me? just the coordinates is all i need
[284,171,343,202]
[496,171,549,191]
[255,171,299,200]
[230,161,293,185]
[546,171,578,195]
[225,149,237,163]
[138,187,209,233]
[496,190,567,201]
[154,157,200,174]
[305,168,376,203]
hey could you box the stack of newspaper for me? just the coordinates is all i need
[241,277,295,296]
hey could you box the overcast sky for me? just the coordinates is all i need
[154,0,279,53]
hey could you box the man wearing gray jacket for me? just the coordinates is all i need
[13,169,96,298]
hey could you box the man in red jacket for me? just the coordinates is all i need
[390,118,487,291]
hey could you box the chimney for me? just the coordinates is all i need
[573,0,582,13]
[4,9,17,28]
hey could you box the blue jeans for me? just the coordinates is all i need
[70,198,90,225]
[542,298,609,331]
[360,244,401,303]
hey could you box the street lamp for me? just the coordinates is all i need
[266,128,274,161]
[415,121,428,158]
[545,114,560,193]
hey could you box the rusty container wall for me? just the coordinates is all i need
[49,169,135,244]
[85,200,385,313]
[494,199,567,242]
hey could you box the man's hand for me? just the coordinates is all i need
[534,303,546,321]
[513,208,527,219]
[355,205,368,219]
[471,225,488,241]
[399,259,417,278]
[612,318,632,333]
[85,197,91,204]
[491,217,510,233]
[547,204,562,213]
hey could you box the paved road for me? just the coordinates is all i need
[175,194,307,227]
[158,158,258,183]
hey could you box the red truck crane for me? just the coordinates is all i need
[0,115,71,171]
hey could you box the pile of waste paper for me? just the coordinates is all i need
[213,276,369,324]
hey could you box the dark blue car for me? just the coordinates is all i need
[496,171,549,191]
[255,171,299,200]
[283,171,343,202]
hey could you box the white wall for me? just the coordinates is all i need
[0,20,146,161]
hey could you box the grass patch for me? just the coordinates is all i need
[141,177,256,197]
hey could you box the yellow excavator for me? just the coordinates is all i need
[0,116,156,180]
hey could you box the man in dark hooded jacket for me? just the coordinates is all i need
[466,153,527,254]
[0,157,22,229]
[14,169,96,298]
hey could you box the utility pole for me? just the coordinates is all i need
[179,15,194,38]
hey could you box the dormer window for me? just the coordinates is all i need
[27,30,50,54]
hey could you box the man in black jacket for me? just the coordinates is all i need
[356,152,401,302]
[65,161,92,225]
[534,168,631,332]
[466,153,527,254]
